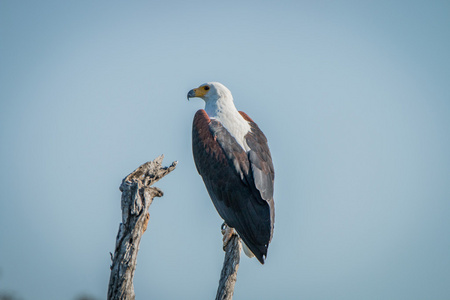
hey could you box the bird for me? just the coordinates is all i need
[187,82,275,264]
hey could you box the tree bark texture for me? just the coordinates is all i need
[107,155,177,300]
[216,232,242,300]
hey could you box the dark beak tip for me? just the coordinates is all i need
[187,89,196,100]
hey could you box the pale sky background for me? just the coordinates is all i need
[1,1,450,300]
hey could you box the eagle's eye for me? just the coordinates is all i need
[204,86,210,91]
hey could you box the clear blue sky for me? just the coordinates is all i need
[1,1,449,299]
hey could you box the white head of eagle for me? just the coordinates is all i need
[188,82,275,264]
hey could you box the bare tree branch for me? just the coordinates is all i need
[216,230,242,300]
[107,155,177,300]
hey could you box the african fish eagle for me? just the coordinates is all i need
[187,82,275,264]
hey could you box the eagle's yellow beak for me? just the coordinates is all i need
[187,85,210,100]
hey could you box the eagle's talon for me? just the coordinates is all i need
[221,223,235,250]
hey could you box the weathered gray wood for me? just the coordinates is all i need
[107,155,177,300]
[216,230,242,300]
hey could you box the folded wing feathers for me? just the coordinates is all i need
[192,109,275,263]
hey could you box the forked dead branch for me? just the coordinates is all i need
[107,155,241,300]
[107,155,177,300]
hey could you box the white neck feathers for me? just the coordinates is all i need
[204,91,251,152]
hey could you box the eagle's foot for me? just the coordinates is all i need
[221,222,236,250]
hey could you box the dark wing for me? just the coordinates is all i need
[239,111,275,240]
[192,109,275,264]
